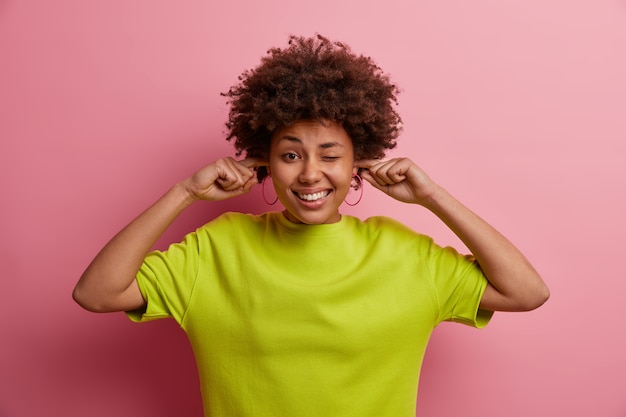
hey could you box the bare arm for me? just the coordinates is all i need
[72,157,261,313]
[359,158,550,312]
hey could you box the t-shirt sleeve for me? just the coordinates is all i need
[126,230,201,324]
[425,239,493,328]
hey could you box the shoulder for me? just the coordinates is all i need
[347,215,434,246]
[200,211,265,226]
[196,212,274,235]
[356,215,425,236]
[359,215,412,230]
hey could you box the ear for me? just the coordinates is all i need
[352,159,359,177]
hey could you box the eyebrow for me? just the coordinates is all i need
[280,135,345,149]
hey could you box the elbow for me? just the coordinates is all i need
[72,284,106,313]
[72,284,92,311]
[72,277,144,313]
[537,284,551,308]
[483,272,551,312]
[520,284,551,312]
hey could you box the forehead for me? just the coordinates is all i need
[271,120,353,149]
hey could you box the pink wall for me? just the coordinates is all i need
[1,1,625,416]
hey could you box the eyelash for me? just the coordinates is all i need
[281,153,340,162]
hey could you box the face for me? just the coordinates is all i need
[269,120,357,224]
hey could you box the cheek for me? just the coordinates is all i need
[330,166,355,188]
[269,164,295,188]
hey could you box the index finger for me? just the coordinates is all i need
[355,159,384,170]
[240,157,269,168]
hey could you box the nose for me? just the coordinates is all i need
[298,159,322,184]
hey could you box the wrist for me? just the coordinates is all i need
[173,180,199,207]
[419,184,449,210]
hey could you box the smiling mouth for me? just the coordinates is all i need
[294,190,331,202]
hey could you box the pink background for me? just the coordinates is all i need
[1,1,625,416]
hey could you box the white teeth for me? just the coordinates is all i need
[297,191,328,201]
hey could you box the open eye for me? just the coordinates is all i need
[283,152,299,161]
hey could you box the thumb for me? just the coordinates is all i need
[360,169,388,193]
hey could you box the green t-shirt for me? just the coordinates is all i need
[128,211,492,417]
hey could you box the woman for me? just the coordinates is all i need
[73,35,549,417]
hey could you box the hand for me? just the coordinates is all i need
[183,157,268,202]
[357,158,440,205]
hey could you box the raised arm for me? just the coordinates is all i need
[359,158,550,312]
[72,157,261,313]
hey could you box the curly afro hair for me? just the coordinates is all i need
[222,34,402,181]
